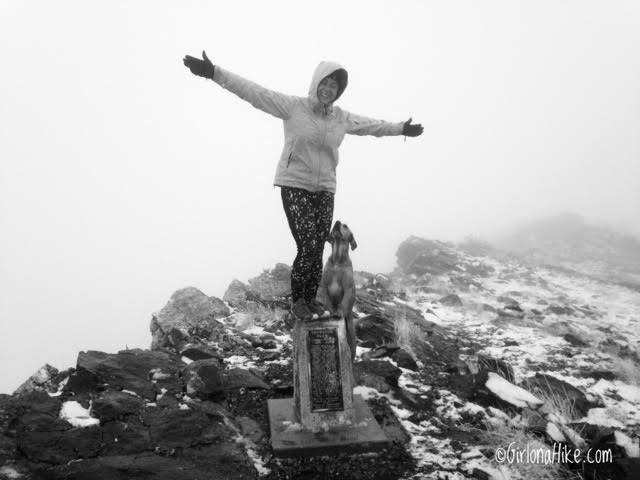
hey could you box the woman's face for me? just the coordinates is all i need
[317,76,339,104]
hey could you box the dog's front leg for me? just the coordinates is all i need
[344,314,356,362]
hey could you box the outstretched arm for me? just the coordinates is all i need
[183,51,297,120]
[345,111,423,138]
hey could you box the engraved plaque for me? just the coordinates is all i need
[307,328,343,412]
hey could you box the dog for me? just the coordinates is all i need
[317,220,358,360]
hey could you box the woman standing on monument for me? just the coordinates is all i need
[183,51,423,320]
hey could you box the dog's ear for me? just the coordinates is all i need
[349,235,357,250]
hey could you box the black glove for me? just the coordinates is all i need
[183,50,215,79]
[402,118,424,137]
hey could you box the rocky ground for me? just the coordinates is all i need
[1,237,640,479]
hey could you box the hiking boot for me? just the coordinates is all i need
[308,299,330,319]
[291,299,313,321]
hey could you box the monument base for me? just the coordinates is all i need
[268,394,390,457]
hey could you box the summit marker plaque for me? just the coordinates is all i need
[267,317,390,457]
[308,328,343,412]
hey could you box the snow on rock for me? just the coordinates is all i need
[59,401,100,428]
[0,466,24,479]
[48,376,69,397]
[581,407,627,428]
[486,372,544,409]
[615,431,640,458]
[545,422,566,442]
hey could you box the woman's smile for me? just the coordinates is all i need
[317,76,339,104]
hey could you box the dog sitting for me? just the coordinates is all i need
[316,220,358,360]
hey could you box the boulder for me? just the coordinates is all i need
[223,279,250,307]
[67,349,182,401]
[92,390,145,422]
[391,349,419,371]
[563,333,589,347]
[180,344,221,362]
[354,360,402,390]
[13,364,59,396]
[183,359,224,399]
[223,368,270,390]
[356,314,395,347]
[396,237,461,276]
[247,263,291,300]
[438,293,463,307]
[142,408,235,451]
[523,373,595,417]
[151,287,227,351]
[485,372,544,409]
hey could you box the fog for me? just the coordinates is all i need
[1,0,639,393]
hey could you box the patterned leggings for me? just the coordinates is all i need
[281,187,334,304]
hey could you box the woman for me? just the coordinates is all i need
[183,51,423,320]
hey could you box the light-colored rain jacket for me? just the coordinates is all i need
[212,61,404,193]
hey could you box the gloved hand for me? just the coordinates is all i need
[183,50,215,79]
[402,118,424,137]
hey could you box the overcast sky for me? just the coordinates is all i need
[1,1,639,393]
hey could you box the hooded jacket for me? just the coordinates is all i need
[212,61,404,193]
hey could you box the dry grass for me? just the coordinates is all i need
[610,355,640,385]
[476,419,584,480]
[534,378,581,424]
[394,305,422,359]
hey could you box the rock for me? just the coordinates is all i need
[223,368,270,390]
[142,408,235,451]
[223,279,250,307]
[438,294,463,307]
[563,333,589,347]
[247,263,291,300]
[13,364,59,396]
[99,420,152,456]
[33,446,256,479]
[523,373,595,417]
[354,360,402,390]
[373,274,392,290]
[485,372,544,409]
[547,304,575,315]
[396,237,461,276]
[180,344,221,362]
[482,304,497,313]
[68,349,182,401]
[183,359,224,399]
[236,416,264,443]
[577,370,617,381]
[356,314,395,347]
[92,390,144,422]
[477,355,515,383]
[209,296,231,317]
[16,413,103,464]
[187,400,232,421]
[363,344,401,360]
[151,287,227,351]
[497,308,525,319]
[391,349,419,371]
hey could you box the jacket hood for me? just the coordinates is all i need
[308,61,348,106]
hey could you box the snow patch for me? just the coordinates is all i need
[59,401,99,428]
[615,431,640,458]
[0,466,23,479]
[485,372,543,409]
